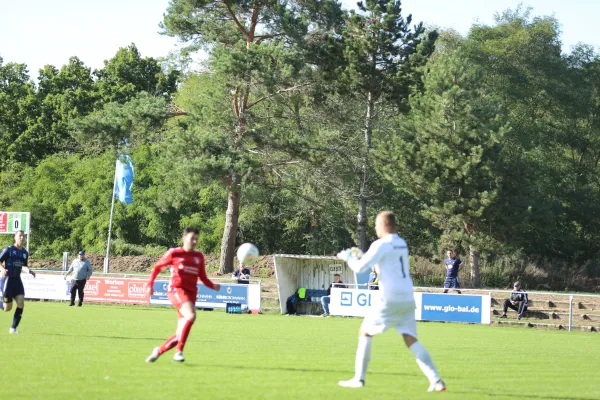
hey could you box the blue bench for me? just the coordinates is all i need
[299,289,328,303]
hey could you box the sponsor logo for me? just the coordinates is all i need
[423,304,480,313]
[340,291,373,307]
[182,266,198,274]
[420,293,484,323]
[84,280,100,295]
[356,293,372,307]
[329,264,343,274]
[341,291,352,306]
[128,282,147,298]
[226,286,232,294]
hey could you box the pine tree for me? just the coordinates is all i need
[161,0,343,273]
[337,0,436,250]
[379,39,510,287]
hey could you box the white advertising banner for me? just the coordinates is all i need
[329,288,491,325]
[329,287,382,317]
[22,273,69,301]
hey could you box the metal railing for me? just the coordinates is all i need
[413,287,600,332]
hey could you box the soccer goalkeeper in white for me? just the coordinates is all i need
[336,211,445,392]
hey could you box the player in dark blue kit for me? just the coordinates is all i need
[443,250,462,294]
[0,230,36,334]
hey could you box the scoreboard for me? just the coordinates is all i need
[0,212,29,234]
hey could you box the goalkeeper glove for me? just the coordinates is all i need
[349,247,364,259]
[336,249,352,262]
[337,248,364,263]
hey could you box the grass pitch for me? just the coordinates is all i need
[1,302,598,400]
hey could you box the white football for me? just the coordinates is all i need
[237,243,259,265]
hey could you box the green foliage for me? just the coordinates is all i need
[339,0,437,107]
[94,43,179,104]
[3,5,600,288]
[70,92,171,151]
[378,37,510,249]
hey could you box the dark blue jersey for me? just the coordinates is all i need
[445,257,462,278]
[233,268,251,278]
[0,245,29,278]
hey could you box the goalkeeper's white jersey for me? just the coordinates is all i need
[347,234,415,304]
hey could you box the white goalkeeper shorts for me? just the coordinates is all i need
[361,300,417,337]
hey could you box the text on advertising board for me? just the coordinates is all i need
[420,293,483,323]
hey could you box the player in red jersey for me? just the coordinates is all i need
[145,227,220,363]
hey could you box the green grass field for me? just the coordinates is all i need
[1,302,598,400]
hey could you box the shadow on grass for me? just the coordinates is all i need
[33,332,166,341]
[34,332,217,343]
[192,362,419,377]
[454,390,597,400]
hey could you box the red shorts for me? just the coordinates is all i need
[168,288,197,313]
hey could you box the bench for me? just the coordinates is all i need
[298,289,328,303]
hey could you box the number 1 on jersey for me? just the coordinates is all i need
[399,256,406,278]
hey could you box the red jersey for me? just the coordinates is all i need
[148,247,216,293]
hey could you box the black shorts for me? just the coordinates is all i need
[444,276,460,289]
[1,277,25,303]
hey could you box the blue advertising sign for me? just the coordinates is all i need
[150,281,248,309]
[151,281,170,301]
[421,293,483,323]
[197,283,248,306]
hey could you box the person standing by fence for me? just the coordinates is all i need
[64,251,93,307]
[366,266,379,290]
[443,250,462,294]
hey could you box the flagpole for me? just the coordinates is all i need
[104,160,118,273]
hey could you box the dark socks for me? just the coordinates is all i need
[12,307,23,329]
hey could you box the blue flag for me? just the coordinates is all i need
[114,155,134,204]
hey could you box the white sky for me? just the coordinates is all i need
[0,0,598,80]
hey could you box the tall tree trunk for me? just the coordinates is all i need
[469,243,481,288]
[218,173,241,274]
[217,5,259,274]
[357,91,374,251]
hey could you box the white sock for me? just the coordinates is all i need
[354,336,372,381]
[409,341,440,384]
[176,318,185,339]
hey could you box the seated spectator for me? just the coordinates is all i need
[321,274,346,316]
[499,281,528,320]
[232,263,251,284]
[366,266,379,290]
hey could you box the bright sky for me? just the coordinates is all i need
[0,0,598,80]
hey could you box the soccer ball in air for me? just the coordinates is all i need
[237,243,259,265]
